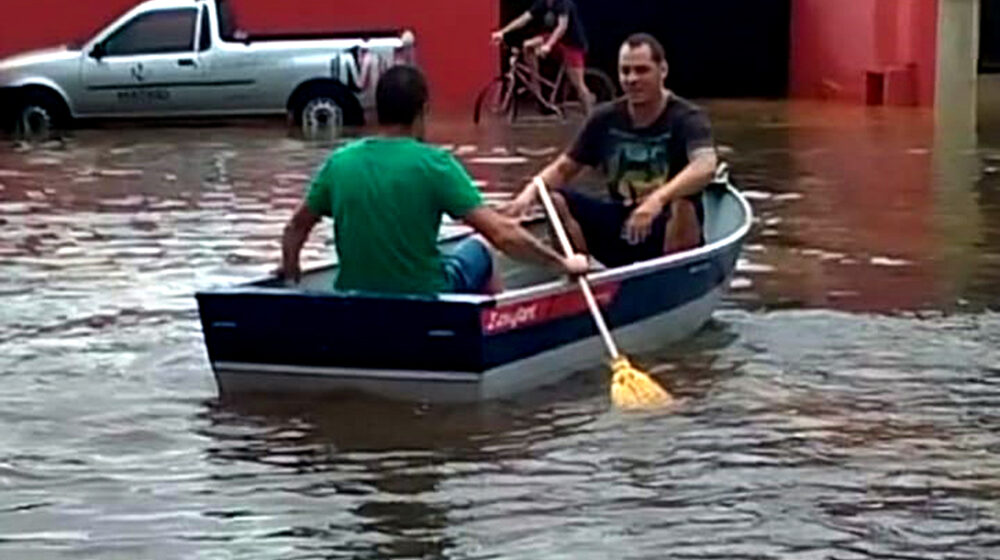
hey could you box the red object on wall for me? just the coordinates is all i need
[0,0,498,116]
[790,0,938,106]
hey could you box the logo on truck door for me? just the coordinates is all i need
[331,48,393,92]
[130,63,147,82]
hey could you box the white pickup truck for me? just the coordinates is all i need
[0,0,415,136]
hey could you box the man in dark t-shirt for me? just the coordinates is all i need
[492,0,595,114]
[503,33,718,268]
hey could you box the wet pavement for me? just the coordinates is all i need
[0,97,998,559]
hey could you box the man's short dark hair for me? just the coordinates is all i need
[376,65,429,126]
[623,33,666,64]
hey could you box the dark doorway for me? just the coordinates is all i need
[982,0,1000,72]
[500,0,791,98]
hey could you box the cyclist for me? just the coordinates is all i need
[491,0,595,114]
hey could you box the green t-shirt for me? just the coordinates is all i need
[305,137,484,294]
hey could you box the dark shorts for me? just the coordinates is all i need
[442,237,494,293]
[559,189,670,268]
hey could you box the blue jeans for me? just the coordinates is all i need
[442,237,493,293]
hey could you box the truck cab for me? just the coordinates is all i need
[0,0,415,137]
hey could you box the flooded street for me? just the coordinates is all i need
[1,98,999,559]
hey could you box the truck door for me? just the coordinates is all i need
[78,8,203,116]
[193,4,259,113]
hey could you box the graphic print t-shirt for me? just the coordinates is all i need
[568,96,714,206]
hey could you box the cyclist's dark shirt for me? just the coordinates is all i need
[530,0,588,51]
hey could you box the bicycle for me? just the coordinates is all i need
[474,43,617,125]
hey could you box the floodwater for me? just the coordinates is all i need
[1,93,999,559]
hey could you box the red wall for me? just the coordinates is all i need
[790,0,938,106]
[0,0,497,116]
[3,1,947,109]
[0,1,137,56]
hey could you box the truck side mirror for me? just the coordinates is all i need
[89,43,106,60]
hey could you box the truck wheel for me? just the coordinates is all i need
[300,95,344,137]
[17,90,69,141]
[291,84,363,139]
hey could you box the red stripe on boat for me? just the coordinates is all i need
[481,283,620,334]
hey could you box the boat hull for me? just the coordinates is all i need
[209,282,726,402]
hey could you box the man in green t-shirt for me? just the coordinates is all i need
[278,65,587,294]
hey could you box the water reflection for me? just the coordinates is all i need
[198,390,603,558]
[184,308,1000,559]
[934,74,986,310]
[712,98,1000,313]
[1,99,999,558]
[189,320,740,556]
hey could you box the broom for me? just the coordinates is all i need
[533,177,673,410]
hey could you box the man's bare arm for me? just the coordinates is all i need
[502,154,585,216]
[651,148,718,205]
[495,11,533,38]
[542,15,570,52]
[280,203,322,283]
[538,153,585,190]
[464,206,587,274]
[623,149,718,244]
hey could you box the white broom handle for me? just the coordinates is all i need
[533,177,620,360]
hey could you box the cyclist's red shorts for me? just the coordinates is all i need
[533,34,586,68]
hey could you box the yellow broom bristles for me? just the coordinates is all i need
[610,357,674,409]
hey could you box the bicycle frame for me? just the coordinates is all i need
[504,47,568,113]
[477,43,609,125]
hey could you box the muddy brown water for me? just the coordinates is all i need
[0,100,998,559]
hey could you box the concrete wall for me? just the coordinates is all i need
[0,0,497,116]
[790,0,939,106]
[936,0,980,120]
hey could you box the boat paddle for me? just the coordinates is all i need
[533,177,674,410]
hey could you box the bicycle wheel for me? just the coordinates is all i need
[585,68,617,103]
[473,76,518,125]
[559,68,618,118]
